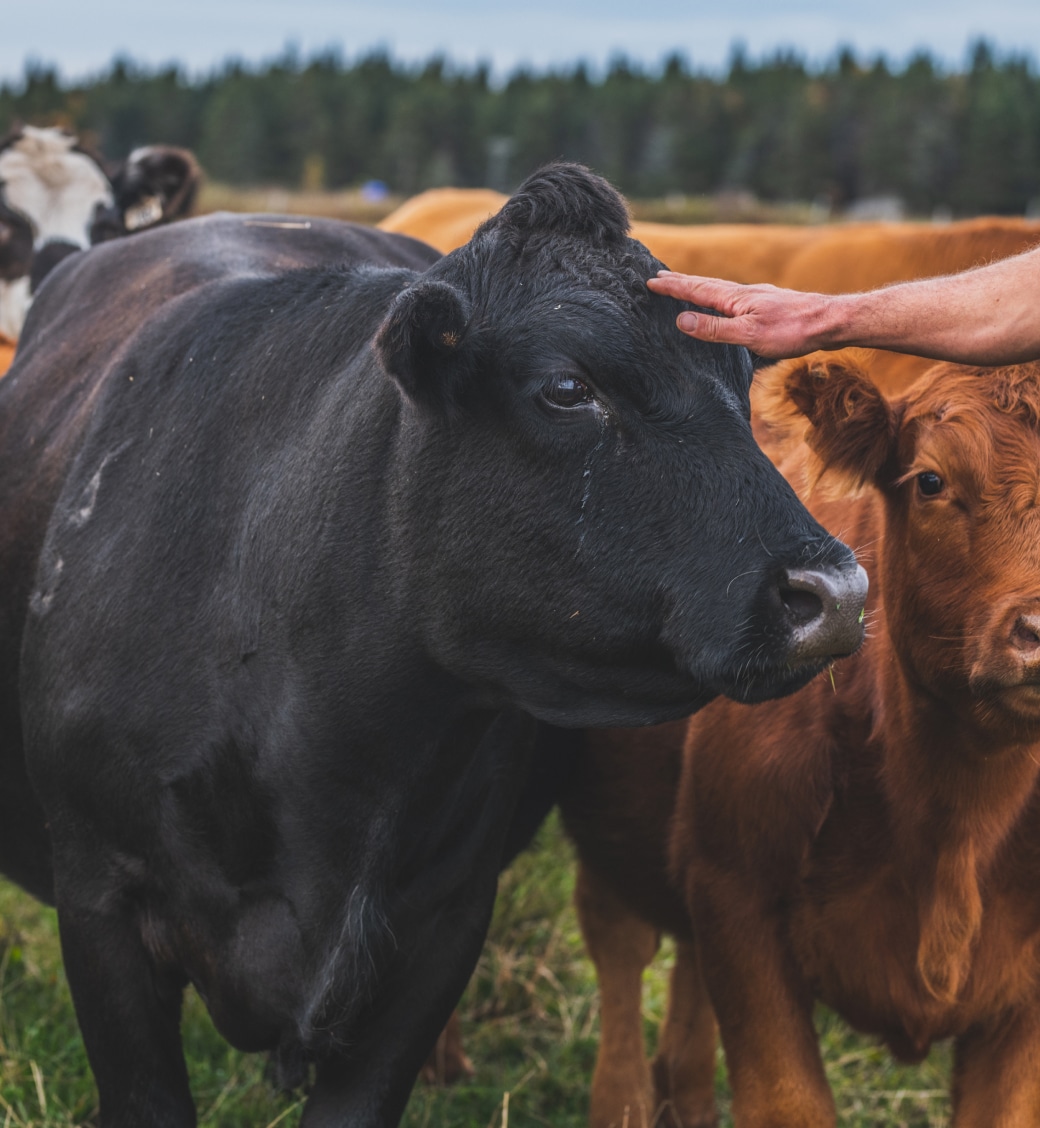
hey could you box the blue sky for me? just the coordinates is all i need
[5,0,1040,83]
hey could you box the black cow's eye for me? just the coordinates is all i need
[917,471,944,497]
[543,374,595,409]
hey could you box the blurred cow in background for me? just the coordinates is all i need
[0,124,200,363]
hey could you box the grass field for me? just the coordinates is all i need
[0,814,951,1128]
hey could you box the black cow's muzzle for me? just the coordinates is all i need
[703,558,869,706]
[780,563,869,664]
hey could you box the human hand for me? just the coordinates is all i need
[646,271,837,359]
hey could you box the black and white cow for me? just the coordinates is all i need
[0,124,199,343]
[0,164,866,1127]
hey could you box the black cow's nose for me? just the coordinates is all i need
[780,564,868,663]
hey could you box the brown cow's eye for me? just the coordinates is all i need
[917,471,944,497]
[543,374,595,409]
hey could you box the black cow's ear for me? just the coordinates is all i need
[110,146,201,231]
[374,280,472,408]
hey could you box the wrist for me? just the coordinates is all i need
[807,293,855,351]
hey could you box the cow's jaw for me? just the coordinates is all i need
[0,126,114,252]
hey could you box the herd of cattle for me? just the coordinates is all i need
[0,126,1039,1128]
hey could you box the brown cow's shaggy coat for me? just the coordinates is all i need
[562,356,1040,1128]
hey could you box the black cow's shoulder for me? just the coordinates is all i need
[20,213,439,356]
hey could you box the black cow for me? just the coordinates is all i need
[0,164,866,1126]
[0,124,199,342]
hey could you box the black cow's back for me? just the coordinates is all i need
[0,215,439,902]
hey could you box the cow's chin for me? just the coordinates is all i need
[529,657,832,724]
[990,683,1040,728]
[485,643,837,727]
[717,655,832,705]
[522,687,719,729]
[966,663,1040,732]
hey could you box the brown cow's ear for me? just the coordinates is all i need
[760,352,896,493]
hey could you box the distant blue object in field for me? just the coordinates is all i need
[362,179,390,202]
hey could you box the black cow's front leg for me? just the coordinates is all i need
[58,901,196,1128]
[300,887,497,1128]
[300,709,538,1128]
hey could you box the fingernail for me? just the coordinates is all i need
[677,312,698,332]
[657,269,676,276]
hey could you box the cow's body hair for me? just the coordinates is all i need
[0,166,863,1127]
[563,356,1040,1128]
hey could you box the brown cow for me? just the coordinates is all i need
[563,355,1040,1128]
[775,218,1040,393]
[778,215,1040,292]
[377,187,508,252]
[629,221,828,284]
[377,187,835,281]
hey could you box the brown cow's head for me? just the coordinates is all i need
[763,353,1040,737]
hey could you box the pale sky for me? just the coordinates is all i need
[4,0,1040,84]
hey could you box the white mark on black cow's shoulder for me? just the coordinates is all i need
[69,442,133,528]
[29,555,63,617]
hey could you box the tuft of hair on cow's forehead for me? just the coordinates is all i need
[450,161,678,322]
[475,231,655,315]
[484,160,632,246]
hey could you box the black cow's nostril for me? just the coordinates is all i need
[779,563,868,664]
[781,587,824,625]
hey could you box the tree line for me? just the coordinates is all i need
[4,41,1039,216]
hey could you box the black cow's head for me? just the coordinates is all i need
[375,163,867,726]
[0,125,200,341]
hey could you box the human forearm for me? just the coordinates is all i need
[648,245,1040,365]
[819,252,1040,365]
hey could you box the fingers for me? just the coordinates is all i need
[646,271,746,312]
[676,310,750,346]
[646,270,827,357]
[646,271,760,344]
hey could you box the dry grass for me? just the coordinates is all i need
[196,182,405,225]
[195,183,823,228]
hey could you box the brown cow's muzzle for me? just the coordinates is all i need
[969,603,1040,722]
[781,563,869,664]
